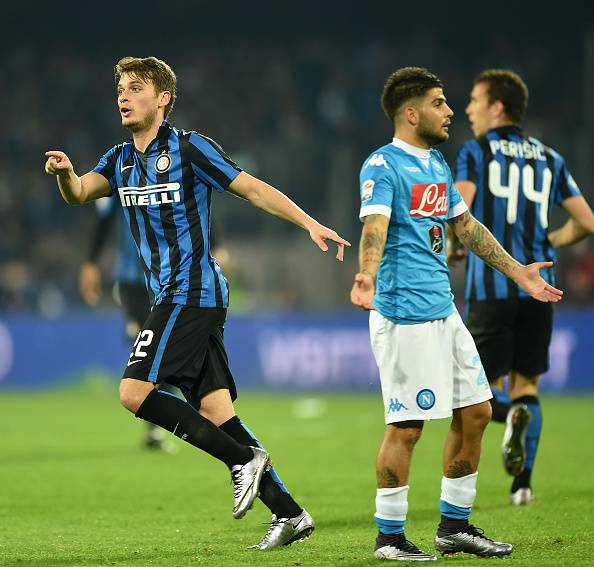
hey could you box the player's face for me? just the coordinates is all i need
[117,73,162,133]
[465,82,495,138]
[416,88,453,147]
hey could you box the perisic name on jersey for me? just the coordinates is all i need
[488,139,546,161]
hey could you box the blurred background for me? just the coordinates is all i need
[1,1,593,391]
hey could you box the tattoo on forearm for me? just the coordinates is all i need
[377,467,400,488]
[446,459,473,478]
[452,212,519,276]
[360,222,387,276]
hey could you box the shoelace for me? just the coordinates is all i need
[259,517,288,545]
[400,539,427,554]
[465,525,494,543]
[231,467,245,499]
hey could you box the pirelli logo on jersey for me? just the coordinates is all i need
[118,183,181,207]
[410,183,447,217]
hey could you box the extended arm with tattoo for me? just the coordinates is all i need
[450,210,563,302]
[450,211,521,279]
[350,214,389,310]
[359,215,389,280]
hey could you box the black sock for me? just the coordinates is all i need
[135,389,253,467]
[437,515,469,536]
[511,395,539,407]
[220,416,302,518]
[511,468,533,492]
[376,532,406,547]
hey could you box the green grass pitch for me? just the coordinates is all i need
[1,382,593,566]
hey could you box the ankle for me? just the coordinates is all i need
[438,516,469,536]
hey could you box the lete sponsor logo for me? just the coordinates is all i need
[410,183,447,217]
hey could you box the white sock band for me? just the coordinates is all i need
[375,485,409,521]
[441,473,478,508]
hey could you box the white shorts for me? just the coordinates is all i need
[369,310,492,423]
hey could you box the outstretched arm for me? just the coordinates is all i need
[45,151,111,204]
[450,210,563,302]
[228,171,350,261]
[350,214,389,310]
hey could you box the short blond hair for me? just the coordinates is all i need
[115,56,177,118]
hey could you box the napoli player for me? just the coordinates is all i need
[452,69,594,505]
[45,56,349,549]
[350,67,562,560]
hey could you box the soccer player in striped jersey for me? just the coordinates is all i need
[351,67,562,561]
[452,69,594,505]
[45,55,349,549]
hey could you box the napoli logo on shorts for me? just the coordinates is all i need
[155,153,171,173]
[416,389,436,410]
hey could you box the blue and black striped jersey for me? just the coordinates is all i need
[454,125,581,301]
[93,121,241,308]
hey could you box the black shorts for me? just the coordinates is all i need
[466,298,553,381]
[122,304,237,407]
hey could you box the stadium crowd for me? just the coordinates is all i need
[1,34,592,312]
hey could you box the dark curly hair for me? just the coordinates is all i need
[381,67,443,123]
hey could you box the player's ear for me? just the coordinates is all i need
[159,91,172,109]
[491,99,505,119]
[405,105,419,126]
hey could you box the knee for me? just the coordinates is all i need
[474,402,492,430]
[392,422,424,450]
[119,380,153,413]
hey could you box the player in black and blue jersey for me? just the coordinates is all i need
[452,69,594,505]
[79,197,175,451]
[45,55,349,549]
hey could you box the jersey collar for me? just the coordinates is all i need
[488,125,523,136]
[131,120,173,155]
[392,137,431,161]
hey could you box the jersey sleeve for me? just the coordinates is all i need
[92,145,121,194]
[453,140,481,183]
[445,161,468,220]
[188,133,242,192]
[358,154,395,221]
[553,158,582,204]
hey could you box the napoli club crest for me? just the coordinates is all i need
[155,153,171,173]
[416,389,436,410]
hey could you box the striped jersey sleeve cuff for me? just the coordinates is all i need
[447,200,468,220]
[360,204,392,221]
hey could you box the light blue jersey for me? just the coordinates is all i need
[359,138,467,324]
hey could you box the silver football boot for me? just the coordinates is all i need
[435,525,513,557]
[374,534,436,562]
[502,403,531,476]
[248,509,315,550]
[231,446,270,519]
